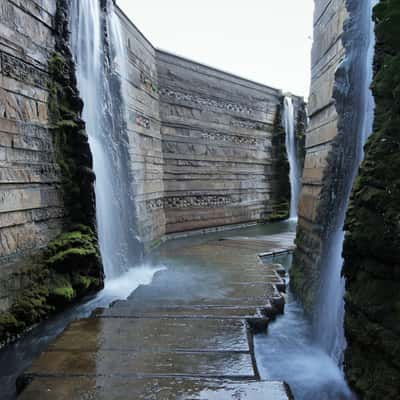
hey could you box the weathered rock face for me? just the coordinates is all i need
[157,51,293,233]
[343,1,400,397]
[0,0,62,308]
[0,0,103,345]
[0,1,305,342]
[291,0,348,312]
[115,8,305,240]
[110,8,166,247]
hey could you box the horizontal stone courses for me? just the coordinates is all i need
[7,0,54,28]
[161,119,274,138]
[161,143,272,159]
[161,136,266,151]
[159,87,269,115]
[1,147,55,165]
[0,167,59,184]
[0,185,62,214]
[162,174,272,182]
[160,101,274,126]
[0,218,63,259]
[161,154,273,165]
[156,50,282,97]
[162,180,272,193]
[161,122,274,138]
[0,50,49,90]
[0,9,54,64]
[163,167,272,177]
[158,80,275,110]
[0,206,64,228]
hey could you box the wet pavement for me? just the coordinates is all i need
[18,230,295,399]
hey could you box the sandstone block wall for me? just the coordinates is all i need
[115,8,166,246]
[157,50,283,234]
[291,0,348,311]
[115,6,301,241]
[0,1,301,312]
[0,0,64,310]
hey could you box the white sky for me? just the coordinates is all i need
[116,1,314,98]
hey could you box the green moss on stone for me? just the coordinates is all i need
[0,226,103,346]
[342,1,400,398]
[0,0,103,346]
[269,100,290,221]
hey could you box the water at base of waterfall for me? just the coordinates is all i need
[255,255,355,400]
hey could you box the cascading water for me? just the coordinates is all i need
[313,0,378,365]
[283,96,301,219]
[70,0,143,280]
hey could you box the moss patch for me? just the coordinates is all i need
[0,226,102,345]
[0,0,103,347]
[269,99,290,221]
[342,1,400,398]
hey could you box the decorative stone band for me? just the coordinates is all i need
[129,111,151,129]
[146,195,233,210]
[230,118,269,131]
[200,131,257,146]
[0,51,48,89]
[159,87,255,116]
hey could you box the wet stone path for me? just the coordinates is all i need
[18,232,295,399]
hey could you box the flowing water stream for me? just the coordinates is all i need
[0,2,379,399]
[313,0,377,365]
[283,96,301,219]
[70,0,144,280]
[255,255,354,400]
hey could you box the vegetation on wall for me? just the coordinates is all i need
[270,100,291,221]
[343,1,400,398]
[0,0,103,347]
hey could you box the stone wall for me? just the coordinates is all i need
[0,1,303,329]
[291,0,348,311]
[0,0,63,310]
[115,6,304,240]
[157,50,285,234]
[0,0,103,344]
[115,8,166,247]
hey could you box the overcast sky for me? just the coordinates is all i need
[116,1,314,98]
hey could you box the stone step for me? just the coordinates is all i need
[46,317,251,352]
[94,304,265,320]
[25,350,255,378]
[18,377,292,400]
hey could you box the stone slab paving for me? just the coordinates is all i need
[18,232,295,399]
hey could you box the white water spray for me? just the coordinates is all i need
[314,0,377,365]
[70,1,145,281]
[283,96,301,219]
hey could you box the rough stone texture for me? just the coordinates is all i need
[114,8,167,247]
[0,1,303,338]
[0,0,63,309]
[290,0,348,312]
[157,50,287,233]
[342,1,400,398]
[0,0,103,343]
[115,6,305,244]
[18,230,294,399]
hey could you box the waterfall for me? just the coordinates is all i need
[283,96,301,219]
[314,0,377,365]
[70,0,143,280]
